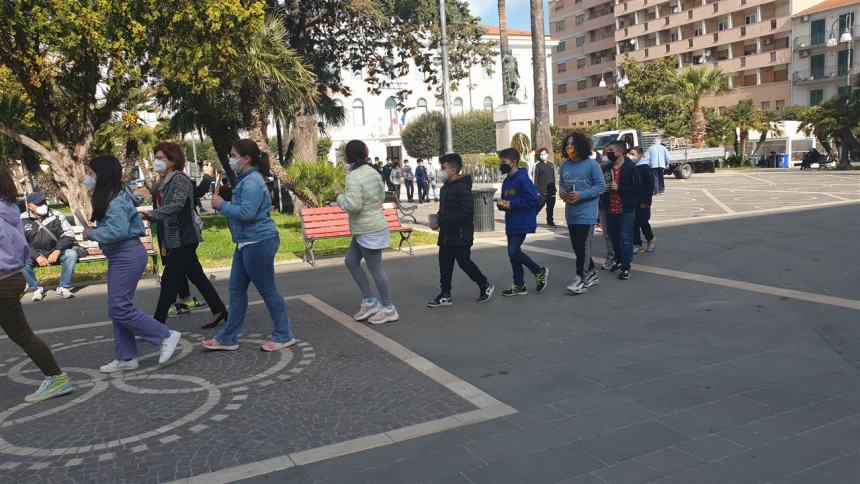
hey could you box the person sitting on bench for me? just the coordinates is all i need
[800,148,822,171]
[20,192,79,301]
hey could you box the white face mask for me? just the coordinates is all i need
[153,159,167,174]
[35,204,48,216]
[539,153,548,162]
[84,175,97,192]
[436,169,450,184]
[629,155,639,162]
[228,156,241,173]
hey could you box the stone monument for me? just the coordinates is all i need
[494,50,533,150]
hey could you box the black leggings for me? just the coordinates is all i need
[439,246,488,294]
[568,224,595,277]
[154,244,226,323]
[634,206,654,246]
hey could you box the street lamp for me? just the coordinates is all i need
[825,14,854,87]
[438,0,454,154]
[599,68,629,128]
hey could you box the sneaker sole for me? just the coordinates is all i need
[476,286,495,303]
[25,384,74,403]
[261,339,297,352]
[584,279,600,288]
[353,310,380,321]
[566,288,587,295]
[99,365,139,374]
[202,342,239,351]
[427,301,453,308]
[369,316,399,325]
[501,291,528,297]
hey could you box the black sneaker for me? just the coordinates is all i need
[609,261,621,273]
[427,294,453,308]
[501,285,528,297]
[476,284,495,303]
[584,271,600,288]
[618,270,630,280]
[535,267,549,292]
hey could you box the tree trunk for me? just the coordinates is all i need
[20,150,67,203]
[530,0,553,162]
[740,130,750,161]
[51,147,92,217]
[249,106,317,207]
[498,0,510,103]
[690,103,706,148]
[289,112,318,163]
[121,138,140,183]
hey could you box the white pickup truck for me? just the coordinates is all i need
[592,130,725,179]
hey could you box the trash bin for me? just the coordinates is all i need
[778,154,790,168]
[472,188,497,232]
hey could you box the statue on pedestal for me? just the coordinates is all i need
[502,50,520,104]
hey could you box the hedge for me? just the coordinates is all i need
[401,109,496,158]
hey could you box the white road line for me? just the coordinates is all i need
[741,174,777,186]
[699,189,736,214]
[820,192,853,201]
[504,243,860,311]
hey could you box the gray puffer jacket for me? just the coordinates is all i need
[150,171,201,249]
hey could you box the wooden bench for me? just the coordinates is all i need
[299,203,414,265]
[70,215,161,283]
[384,191,418,224]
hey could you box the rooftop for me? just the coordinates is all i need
[480,25,533,37]
[793,0,860,18]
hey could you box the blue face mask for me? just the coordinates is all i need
[153,159,167,174]
[84,175,97,192]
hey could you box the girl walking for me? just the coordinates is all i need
[143,142,227,329]
[82,155,181,373]
[339,140,399,325]
[203,140,296,351]
[0,165,74,402]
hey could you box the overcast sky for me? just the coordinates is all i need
[465,0,551,31]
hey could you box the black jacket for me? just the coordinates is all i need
[635,163,654,207]
[436,175,475,247]
[533,161,556,196]
[20,209,76,259]
[611,159,643,212]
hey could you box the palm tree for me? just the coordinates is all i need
[750,109,784,158]
[666,67,734,148]
[726,99,760,161]
[498,0,510,101]
[92,87,158,181]
[530,0,553,160]
[798,80,860,165]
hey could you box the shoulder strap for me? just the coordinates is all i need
[33,217,59,242]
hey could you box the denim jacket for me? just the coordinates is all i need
[219,168,277,243]
[0,200,31,277]
[88,190,145,250]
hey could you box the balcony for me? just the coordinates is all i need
[793,33,827,50]
[793,66,860,84]
[717,48,790,71]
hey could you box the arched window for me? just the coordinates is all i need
[483,96,494,110]
[333,99,345,126]
[436,98,444,111]
[453,97,464,115]
[352,99,365,127]
[417,98,428,114]
[384,97,398,125]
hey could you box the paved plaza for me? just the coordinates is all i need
[1,171,858,483]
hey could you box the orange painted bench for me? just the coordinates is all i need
[299,203,414,265]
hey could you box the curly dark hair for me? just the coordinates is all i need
[561,131,593,160]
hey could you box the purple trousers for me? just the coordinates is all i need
[103,240,169,360]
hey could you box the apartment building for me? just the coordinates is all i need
[550,0,824,126]
[790,0,858,106]
[550,0,620,125]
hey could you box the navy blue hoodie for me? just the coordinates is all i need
[500,168,538,235]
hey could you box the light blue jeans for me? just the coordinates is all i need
[216,236,294,345]
[23,248,78,289]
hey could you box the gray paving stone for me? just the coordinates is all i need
[674,434,748,462]
[797,415,860,455]
[656,396,780,438]
[634,448,703,476]
[465,444,604,483]
[236,466,313,483]
[457,416,520,442]
[573,421,690,465]
[302,446,396,482]
[385,428,470,460]
[633,386,726,415]
[552,391,633,417]
[504,405,567,429]
[465,422,576,463]
[651,462,762,483]
[553,402,658,438]
[593,460,663,484]
[721,433,851,482]
[782,452,860,484]
[359,446,485,484]
[739,386,832,411]
[494,377,606,409]
[719,401,858,448]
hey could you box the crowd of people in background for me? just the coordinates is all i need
[2,131,664,405]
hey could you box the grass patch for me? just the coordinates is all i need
[32,212,436,286]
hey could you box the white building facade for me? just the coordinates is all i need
[324,26,556,163]
[790,0,858,106]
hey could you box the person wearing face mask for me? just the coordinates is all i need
[533,147,557,227]
[402,159,415,202]
[141,142,227,329]
[82,155,182,373]
[603,141,643,280]
[427,153,494,307]
[338,140,399,325]
[389,161,403,201]
[497,148,548,296]
[204,140,297,351]
[20,191,80,301]
[629,146,656,254]
[557,132,605,295]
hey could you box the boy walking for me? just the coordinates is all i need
[427,154,494,307]
[497,148,548,296]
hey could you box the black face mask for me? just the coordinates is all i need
[500,163,512,174]
[606,152,619,162]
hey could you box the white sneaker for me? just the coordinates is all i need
[31,287,45,302]
[99,359,139,373]
[353,299,381,321]
[158,330,181,364]
[368,306,399,325]
[566,276,586,295]
[646,239,656,252]
[584,271,600,288]
[56,287,74,299]
[600,261,613,271]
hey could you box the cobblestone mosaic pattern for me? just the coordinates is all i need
[0,300,476,483]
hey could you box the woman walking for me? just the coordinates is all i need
[339,140,399,325]
[203,140,296,351]
[82,155,181,373]
[0,165,74,403]
[143,142,227,329]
